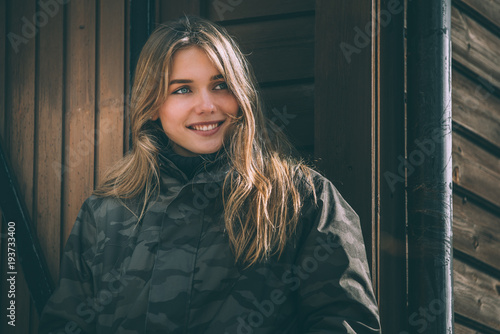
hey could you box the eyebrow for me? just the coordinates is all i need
[169,74,224,85]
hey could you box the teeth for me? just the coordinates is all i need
[191,123,219,131]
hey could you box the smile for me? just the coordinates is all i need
[188,121,224,132]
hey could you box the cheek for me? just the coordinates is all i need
[158,101,186,125]
[224,95,240,116]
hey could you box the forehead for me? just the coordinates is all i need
[169,46,220,77]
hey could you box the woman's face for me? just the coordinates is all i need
[153,46,240,156]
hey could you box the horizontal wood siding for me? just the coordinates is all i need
[260,83,314,152]
[455,322,483,334]
[453,192,500,273]
[451,6,500,89]
[452,1,500,332]
[453,69,500,148]
[452,133,500,207]
[454,258,500,331]
[0,1,128,332]
[207,0,315,21]
[224,16,314,84]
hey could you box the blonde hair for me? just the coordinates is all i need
[95,16,316,265]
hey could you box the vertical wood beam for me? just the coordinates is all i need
[63,0,96,242]
[96,0,125,185]
[377,0,408,332]
[314,0,376,279]
[36,0,65,286]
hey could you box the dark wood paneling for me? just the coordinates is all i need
[452,6,500,90]
[454,258,500,331]
[63,0,96,241]
[36,0,65,289]
[453,69,500,147]
[314,0,375,277]
[377,0,407,332]
[453,191,500,273]
[452,132,500,207]
[96,0,125,185]
[260,83,314,150]
[225,16,314,83]
[207,0,315,21]
[160,0,201,21]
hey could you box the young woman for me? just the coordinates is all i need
[39,16,381,333]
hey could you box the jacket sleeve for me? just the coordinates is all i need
[38,199,97,334]
[296,177,381,333]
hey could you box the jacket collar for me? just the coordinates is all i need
[157,145,232,185]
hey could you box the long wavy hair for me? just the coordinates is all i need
[94,16,316,265]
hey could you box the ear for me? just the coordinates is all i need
[151,113,159,121]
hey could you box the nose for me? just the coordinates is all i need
[195,89,215,114]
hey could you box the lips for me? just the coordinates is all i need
[187,120,224,131]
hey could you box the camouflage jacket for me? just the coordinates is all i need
[39,153,381,333]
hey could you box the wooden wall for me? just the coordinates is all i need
[0,0,127,333]
[451,0,500,332]
[1,0,499,333]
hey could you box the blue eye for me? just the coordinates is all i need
[174,87,191,94]
[215,82,228,90]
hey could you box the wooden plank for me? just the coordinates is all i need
[453,69,500,147]
[451,6,500,90]
[260,83,314,150]
[207,0,315,22]
[1,0,36,333]
[36,0,65,284]
[459,0,500,32]
[454,258,500,331]
[160,0,201,22]
[314,0,375,274]
[454,131,500,176]
[124,0,131,152]
[377,0,407,332]
[453,191,500,272]
[96,0,125,185]
[225,16,314,83]
[452,132,500,207]
[63,0,96,242]
[455,322,483,334]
